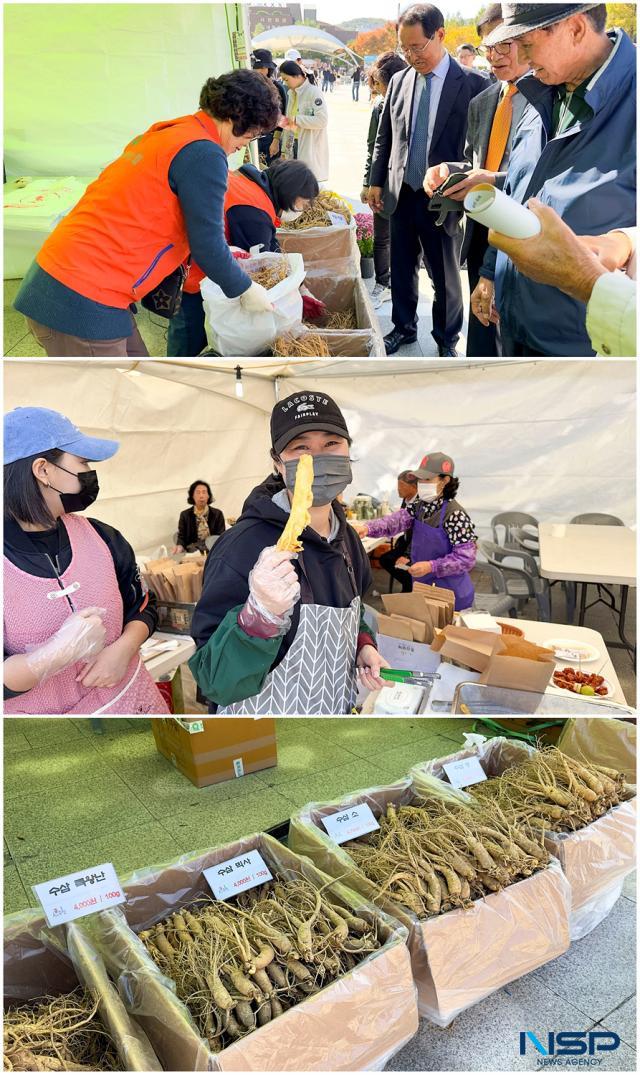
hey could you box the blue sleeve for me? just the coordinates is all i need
[169,141,251,298]
[226,206,279,253]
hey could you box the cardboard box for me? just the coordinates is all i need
[4,912,159,1071]
[277,219,358,275]
[151,717,277,788]
[86,836,419,1071]
[290,780,571,1026]
[377,632,442,675]
[411,738,637,941]
[302,272,386,356]
[557,717,637,776]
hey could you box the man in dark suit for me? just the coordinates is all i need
[368,4,486,357]
[424,4,530,356]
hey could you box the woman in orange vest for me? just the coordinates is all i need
[167,158,319,356]
[14,70,282,358]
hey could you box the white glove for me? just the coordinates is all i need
[24,607,107,685]
[248,547,300,617]
[239,281,274,314]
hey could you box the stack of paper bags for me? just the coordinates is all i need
[142,558,204,604]
[379,583,455,644]
[431,626,555,693]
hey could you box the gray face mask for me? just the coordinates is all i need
[284,453,353,507]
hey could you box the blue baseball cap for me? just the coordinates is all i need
[4,407,120,465]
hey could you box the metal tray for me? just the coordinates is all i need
[451,681,634,716]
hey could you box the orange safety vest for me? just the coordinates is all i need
[183,168,281,294]
[37,111,224,309]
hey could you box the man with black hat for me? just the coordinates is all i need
[470,3,636,356]
[189,392,390,715]
[251,48,287,165]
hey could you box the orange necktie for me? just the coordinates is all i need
[484,83,518,171]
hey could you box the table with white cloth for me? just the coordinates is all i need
[362,617,627,713]
[538,523,636,655]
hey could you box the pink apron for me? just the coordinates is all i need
[4,514,169,715]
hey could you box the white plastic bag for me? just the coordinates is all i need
[200,252,305,356]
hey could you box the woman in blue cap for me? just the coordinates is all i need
[4,407,169,715]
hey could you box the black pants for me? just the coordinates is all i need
[166,291,208,357]
[390,184,463,348]
[378,548,413,592]
[373,212,390,288]
[465,223,501,358]
[499,332,547,357]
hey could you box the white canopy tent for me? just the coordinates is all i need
[252,25,361,63]
[4,359,635,558]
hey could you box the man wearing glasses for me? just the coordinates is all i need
[424,3,530,357]
[368,3,486,357]
[469,3,636,357]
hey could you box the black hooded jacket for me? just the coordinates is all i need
[191,488,373,672]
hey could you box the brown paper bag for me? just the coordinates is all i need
[413,583,455,623]
[378,613,413,641]
[391,613,427,643]
[433,626,504,671]
[381,593,437,641]
[479,647,556,693]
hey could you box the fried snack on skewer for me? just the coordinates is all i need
[277,454,314,553]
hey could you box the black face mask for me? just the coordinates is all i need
[48,463,100,513]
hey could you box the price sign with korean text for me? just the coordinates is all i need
[204,850,273,901]
[322,803,380,844]
[442,756,488,789]
[33,863,125,927]
[327,211,347,227]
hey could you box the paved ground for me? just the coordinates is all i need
[3,83,466,358]
[3,717,636,1071]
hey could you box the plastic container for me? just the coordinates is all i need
[452,681,634,715]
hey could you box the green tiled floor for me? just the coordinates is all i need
[3,716,474,915]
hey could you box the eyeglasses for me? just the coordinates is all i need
[399,35,435,58]
[477,41,514,57]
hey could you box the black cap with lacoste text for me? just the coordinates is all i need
[271,392,351,454]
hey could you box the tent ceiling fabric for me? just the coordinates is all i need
[4,361,634,559]
[252,25,358,60]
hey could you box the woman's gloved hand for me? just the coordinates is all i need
[24,607,107,685]
[301,292,327,322]
[249,547,300,616]
[239,547,301,639]
[239,281,274,314]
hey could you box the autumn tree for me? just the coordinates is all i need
[348,22,398,57]
[606,3,636,38]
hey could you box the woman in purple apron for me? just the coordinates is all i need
[359,452,477,610]
[4,407,169,715]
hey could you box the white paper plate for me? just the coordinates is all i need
[545,638,601,664]
[548,676,613,700]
